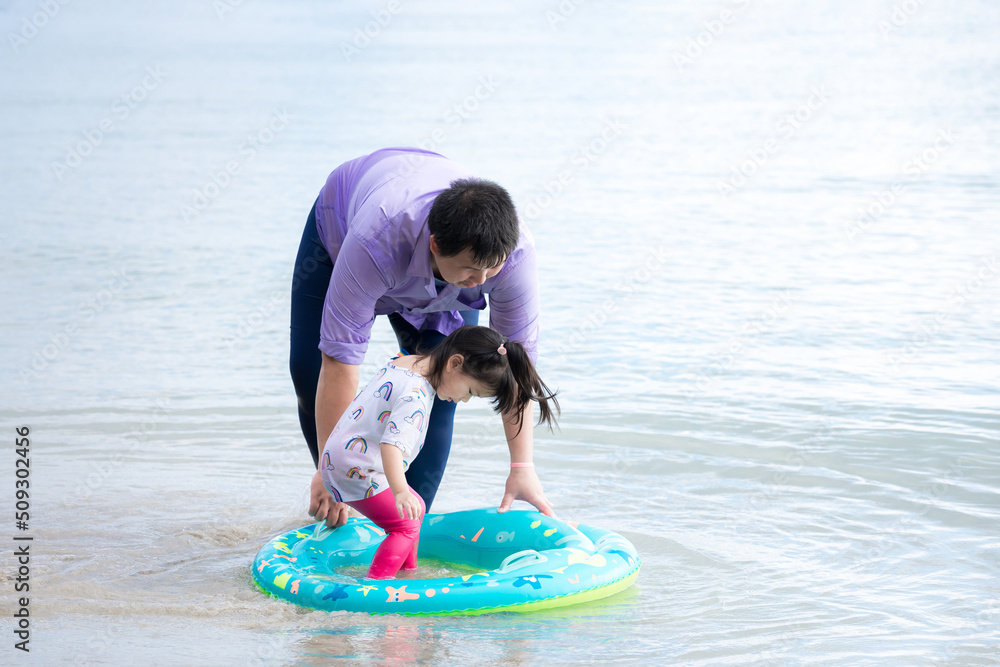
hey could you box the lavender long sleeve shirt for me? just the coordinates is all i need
[313,147,539,366]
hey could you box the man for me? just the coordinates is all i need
[289,147,552,528]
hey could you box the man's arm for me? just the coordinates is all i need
[316,353,360,448]
[486,244,540,362]
[484,238,550,514]
[497,401,555,517]
[309,353,360,528]
[309,226,392,528]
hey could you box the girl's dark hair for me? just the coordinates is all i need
[422,326,558,434]
[427,178,519,268]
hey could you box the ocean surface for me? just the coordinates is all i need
[1,0,998,664]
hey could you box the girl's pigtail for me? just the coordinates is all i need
[503,340,560,435]
[424,325,559,436]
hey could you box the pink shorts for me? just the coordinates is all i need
[347,487,425,579]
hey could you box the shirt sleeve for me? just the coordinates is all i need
[379,388,431,459]
[319,231,392,365]
[488,244,540,363]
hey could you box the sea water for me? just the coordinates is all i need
[1,0,998,664]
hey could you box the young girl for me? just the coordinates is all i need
[311,325,558,579]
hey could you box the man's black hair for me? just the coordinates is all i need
[427,178,519,267]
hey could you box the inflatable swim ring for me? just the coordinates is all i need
[252,508,640,615]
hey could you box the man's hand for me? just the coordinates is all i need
[309,470,350,528]
[497,466,555,517]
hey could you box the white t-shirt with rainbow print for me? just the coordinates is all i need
[320,360,435,502]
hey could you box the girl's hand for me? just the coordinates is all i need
[395,489,423,521]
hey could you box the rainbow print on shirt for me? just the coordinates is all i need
[365,481,380,499]
[374,382,393,401]
[345,437,368,453]
[322,451,334,471]
[405,409,425,432]
[346,467,367,480]
[378,410,391,424]
[351,406,364,420]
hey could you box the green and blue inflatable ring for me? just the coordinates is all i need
[251,508,640,615]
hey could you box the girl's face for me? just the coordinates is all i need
[436,355,491,404]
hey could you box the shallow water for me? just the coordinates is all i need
[1,0,998,665]
[334,559,482,582]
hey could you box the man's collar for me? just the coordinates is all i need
[406,224,434,280]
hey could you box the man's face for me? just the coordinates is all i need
[429,236,506,288]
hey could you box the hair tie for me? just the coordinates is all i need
[497,343,507,356]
